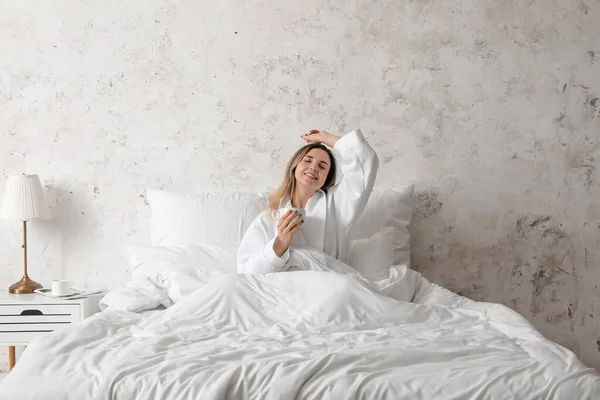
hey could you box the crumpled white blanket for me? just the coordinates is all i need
[1,247,599,400]
[99,245,466,312]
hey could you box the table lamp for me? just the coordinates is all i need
[0,174,50,293]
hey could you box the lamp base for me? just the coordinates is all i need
[8,275,42,294]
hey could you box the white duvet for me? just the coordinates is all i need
[1,248,599,400]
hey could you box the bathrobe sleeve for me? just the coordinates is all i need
[237,212,290,274]
[330,128,379,233]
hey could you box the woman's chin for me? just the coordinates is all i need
[296,178,319,190]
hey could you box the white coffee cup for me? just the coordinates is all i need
[52,280,69,296]
[271,207,305,221]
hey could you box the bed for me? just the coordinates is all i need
[0,187,599,399]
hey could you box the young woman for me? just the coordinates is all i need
[237,128,379,274]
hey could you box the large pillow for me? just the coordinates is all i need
[351,185,414,241]
[147,185,414,270]
[350,185,414,269]
[147,189,268,246]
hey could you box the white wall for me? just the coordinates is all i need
[1,0,599,370]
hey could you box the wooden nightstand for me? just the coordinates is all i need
[0,289,101,371]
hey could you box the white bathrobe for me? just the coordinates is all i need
[237,129,379,274]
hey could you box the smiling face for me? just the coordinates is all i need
[268,143,337,211]
[294,148,332,191]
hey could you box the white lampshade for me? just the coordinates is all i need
[0,174,50,221]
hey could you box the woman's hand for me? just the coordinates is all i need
[273,210,304,256]
[301,129,340,147]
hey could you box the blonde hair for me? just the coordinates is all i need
[268,143,337,211]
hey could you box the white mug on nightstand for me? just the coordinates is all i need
[52,280,69,296]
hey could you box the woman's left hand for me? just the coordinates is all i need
[301,129,340,147]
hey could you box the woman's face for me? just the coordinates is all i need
[294,148,331,191]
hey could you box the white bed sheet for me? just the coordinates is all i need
[0,248,599,400]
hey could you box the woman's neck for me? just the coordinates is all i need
[291,187,315,208]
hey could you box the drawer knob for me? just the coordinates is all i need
[20,310,43,316]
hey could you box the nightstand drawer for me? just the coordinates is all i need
[0,304,80,324]
[0,323,72,332]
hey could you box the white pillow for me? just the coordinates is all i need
[350,185,414,268]
[348,226,407,281]
[147,185,414,268]
[147,189,268,246]
[127,243,238,302]
[351,186,414,240]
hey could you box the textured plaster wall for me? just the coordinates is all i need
[1,0,599,370]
